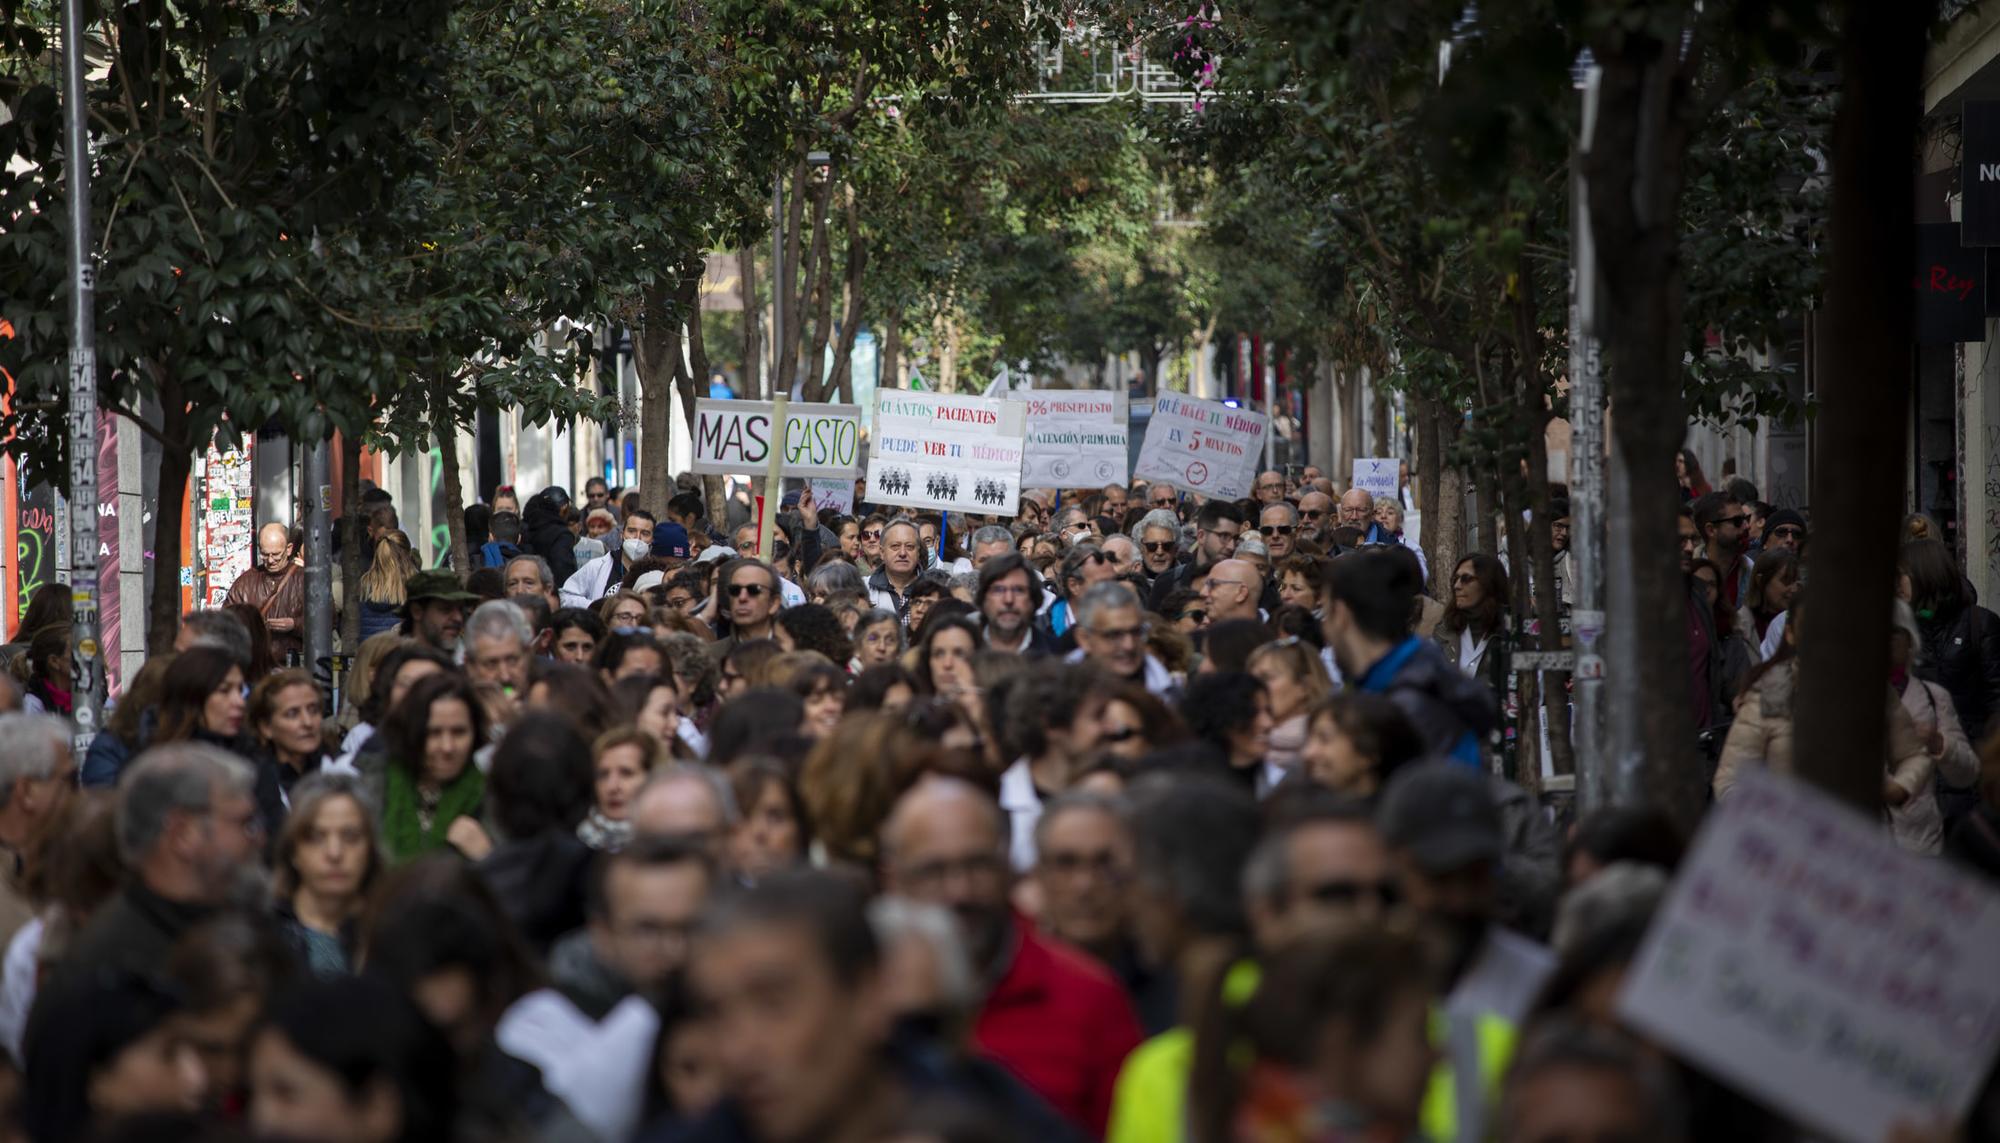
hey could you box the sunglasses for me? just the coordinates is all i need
[1142,540,1176,553]
[1771,527,1803,540]
[861,530,882,541]
[1304,879,1401,907]
[1300,509,1326,520]
[1453,573,1478,586]
[726,583,768,598]
[1101,725,1141,743]
[1264,525,1296,536]
[1718,514,1749,528]
[1178,609,1208,624]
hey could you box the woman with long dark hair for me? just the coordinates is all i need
[271,772,383,976]
[1903,538,2000,743]
[360,673,488,865]
[1433,553,1510,708]
[1676,447,1712,501]
[152,645,248,750]
[247,668,336,835]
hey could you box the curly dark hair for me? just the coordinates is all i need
[777,603,854,665]
[1179,671,1267,753]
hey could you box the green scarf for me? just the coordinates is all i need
[383,761,485,865]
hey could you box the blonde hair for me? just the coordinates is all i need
[1248,638,1332,693]
[358,531,417,607]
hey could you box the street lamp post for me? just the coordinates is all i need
[60,0,103,751]
[1570,56,1611,809]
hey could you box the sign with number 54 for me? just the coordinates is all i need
[1134,395,1268,500]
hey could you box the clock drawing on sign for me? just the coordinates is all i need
[1186,461,1208,486]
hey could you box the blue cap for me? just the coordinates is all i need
[653,522,691,561]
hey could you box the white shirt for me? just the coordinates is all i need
[1459,628,1492,675]
[497,990,658,1143]
[999,758,1042,873]
[1760,610,1788,661]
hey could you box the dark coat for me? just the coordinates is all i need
[475,832,593,959]
[522,496,580,587]
[1354,636,1500,768]
[1917,602,2000,741]
[60,882,216,981]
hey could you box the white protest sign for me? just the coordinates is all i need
[809,478,854,516]
[1133,394,1268,501]
[1352,457,1399,501]
[1617,769,2000,1143]
[1018,389,1128,487]
[867,390,1027,516]
[692,399,863,478]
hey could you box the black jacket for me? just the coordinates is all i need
[1917,602,2000,741]
[60,882,217,981]
[251,747,331,841]
[522,496,580,587]
[475,832,593,959]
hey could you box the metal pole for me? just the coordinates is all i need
[304,439,334,691]
[60,0,103,751]
[772,172,785,401]
[1571,61,1611,810]
[1262,340,1277,471]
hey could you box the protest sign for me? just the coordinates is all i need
[1133,395,1268,500]
[1018,389,1128,487]
[809,478,854,516]
[692,399,863,478]
[1352,457,1399,502]
[866,390,1027,516]
[1617,769,2000,1143]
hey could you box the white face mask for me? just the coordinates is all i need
[622,537,651,562]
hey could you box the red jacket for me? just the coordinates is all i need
[971,921,1143,1138]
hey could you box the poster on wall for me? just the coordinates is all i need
[199,437,255,608]
[866,390,1027,516]
[1133,394,1268,500]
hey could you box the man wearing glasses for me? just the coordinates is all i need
[1253,470,1287,504]
[1136,511,1182,583]
[1069,581,1178,698]
[710,557,783,658]
[1145,499,1244,612]
[1760,507,1807,555]
[1691,492,1752,608]
[1297,490,1336,546]
[1199,558,1265,625]
[1258,502,1300,561]
[1244,793,1398,953]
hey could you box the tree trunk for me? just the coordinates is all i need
[802,179,838,402]
[339,432,364,654]
[1139,345,1162,397]
[633,293,677,511]
[1414,396,1444,596]
[1585,22,1703,830]
[1792,0,1934,811]
[1514,269,1574,778]
[881,312,901,391]
[145,376,192,653]
[1504,477,1541,792]
[1371,389,1390,456]
[775,154,810,397]
[937,312,960,393]
[828,188,868,404]
[1432,456,1466,613]
[434,382,471,579]
[740,248,762,400]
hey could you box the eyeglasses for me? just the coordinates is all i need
[1100,725,1141,743]
[1087,623,1149,644]
[726,583,768,598]
[1205,579,1251,593]
[1771,527,1804,541]
[1178,609,1207,624]
[1453,573,1478,586]
[1264,525,1296,536]
[1142,540,1176,554]
[1303,879,1401,908]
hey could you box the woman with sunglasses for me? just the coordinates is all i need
[1432,554,1511,710]
[1094,682,1187,762]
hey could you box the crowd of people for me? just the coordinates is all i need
[0,458,1987,1143]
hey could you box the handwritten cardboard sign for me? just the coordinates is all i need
[1616,769,2000,1143]
[692,399,863,478]
[1133,394,1267,500]
[866,390,1026,516]
[1017,389,1128,488]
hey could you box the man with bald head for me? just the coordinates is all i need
[224,520,306,662]
[881,777,1141,1138]
[1298,489,1336,546]
[1200,557,1264,624]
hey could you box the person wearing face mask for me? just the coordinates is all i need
[247,670,337,838]
[225,522,307,665]
[561,509,659,609]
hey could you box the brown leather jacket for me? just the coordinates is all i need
[224,563,306,662]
